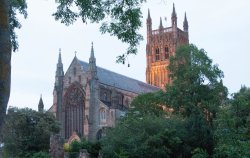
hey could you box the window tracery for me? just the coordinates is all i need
[63,84,85,138]
[100,108,106,123]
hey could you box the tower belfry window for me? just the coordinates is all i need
[165,47,169,52]
[155,48,160,61]
[165,47,169,59]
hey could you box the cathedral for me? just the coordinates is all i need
[49,44,159,141]
[49,4,189,142]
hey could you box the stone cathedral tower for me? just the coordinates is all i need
[146,4,189,89]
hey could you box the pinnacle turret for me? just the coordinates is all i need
[172,3,177,18]
[147,9,151,22]
[89,42,97,78]
[90,42,95,59]
[38,95,44,112]
[183,12,189,32]
[56,49,64,77]
[159,17,163,28]
[58,48,62,64]
[171,3,177,27]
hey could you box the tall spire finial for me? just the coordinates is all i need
[147,8,152,25]
[147,8,151,19]
[89,42,97,78]
[91,42,94,58]
[38,94,44,113]
[172,3,176,16]
[171,3,177,27]
[159,17,163,28]
[56,48,64,77]
[172,3,177,17]
[183,12,189,32]
[58,48,62,64]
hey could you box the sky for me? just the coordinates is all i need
[8,0,250,110]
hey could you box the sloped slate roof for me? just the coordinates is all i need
[79,60,160,94]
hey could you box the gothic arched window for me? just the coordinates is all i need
[155,48,160,61]
[63,84,85,139]
[100,88,111,102]
[103,92,107,101]
[100,108,106,123]
[118,94,123,105]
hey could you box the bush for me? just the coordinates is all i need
[63,143,70,152]
[32,151,50,158]
[70,140,81,152]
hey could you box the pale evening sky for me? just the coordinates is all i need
[8,0,250,110]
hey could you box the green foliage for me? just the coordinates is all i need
[129,92,166,117]
[166,44,227,120]
[101,114,187,158]
[31,151,51,158]
[67,138,101,157]
[2,107,59,157]
[114,148,129,158]
[9,0,28,51]
[165,44,228,155]
[191,148,208,158]
[101,92,190,158]
[213,86,250,158]
[54,0,146,63]
[88,141,101,157]
[70,140,81,152]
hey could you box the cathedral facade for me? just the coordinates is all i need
[49,4,189,142]
[146,4,189,89]
[49,44,159,141]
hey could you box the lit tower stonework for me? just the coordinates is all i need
[146,4,189,89]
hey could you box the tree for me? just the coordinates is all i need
[128,92,166,117]
[166,44,227,120]
[31,151,51,158]
[165,44,228,154]
[53,0,146,63]
[63,138,101,158]
[101,115,186,158]
[213,86,250,158]
[101,93,191,158]
[2,107,59,157]
[0,0,27,132]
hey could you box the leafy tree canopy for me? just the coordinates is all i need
[101,92,201,158]
[2,107,60,158]
[166,44,228,121]
[213,86,250,158]
[9,0,28,51]
[54,0,146,63]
